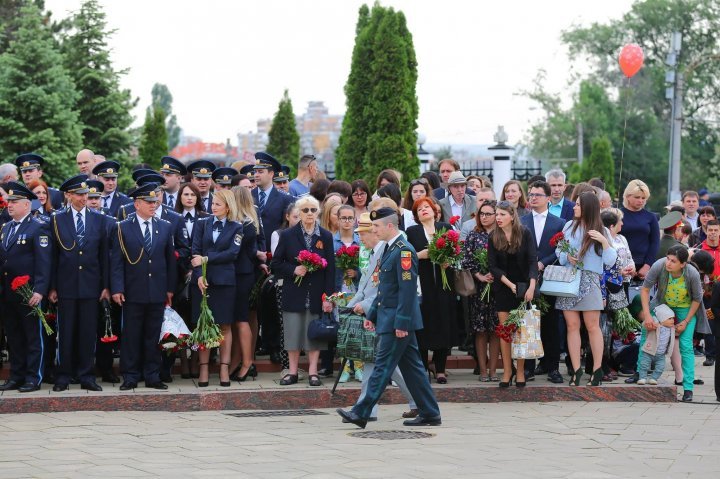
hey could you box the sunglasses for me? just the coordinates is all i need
[301,207,318,213]
[410,178,429,186]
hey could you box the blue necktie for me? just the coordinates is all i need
[103,196,109,208]
[167,195,174,209]
[143,220,152,253]
[259,190,267,210]
[76,212,85,247]
[5,221,19,248]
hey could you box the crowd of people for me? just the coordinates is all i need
[0,152,718,405]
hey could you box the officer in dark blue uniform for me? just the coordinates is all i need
[273,165,291,194]
[49,175,108,392]
[110,184,177,390]
[160,156,186,209]
[187,160,216,212]
[337,208,441,428]
[239,164,256,189]
[15,153,64,210]
[85,180,112,217]
[0,182,52,392]
[212,167,238,191]
[93,160,132,217]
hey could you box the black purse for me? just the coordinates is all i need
[307,312,339,342]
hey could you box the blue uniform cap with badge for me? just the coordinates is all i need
[212,167,239,185]
[92,160,121,178]
[253,152,281,172]
[135,173,166,187]
[239,164,256,181]
[159,156,187,176]
[273,165,291,183]
[187,160,216,178]
[15,153,45,172]
[4,181,38,201]
[85,180,104,198]
[59,174,90,194]
[131,168,157,183]
[128,183,161,202]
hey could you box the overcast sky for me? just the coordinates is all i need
[44,0,635,147]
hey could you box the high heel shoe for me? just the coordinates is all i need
[237,364,257,382]
[198,363,209,388]
[499,369,516,388]
[568,368,582,387]
[219,363,231,387]
[229,364,242,381]
[587,368,603,387]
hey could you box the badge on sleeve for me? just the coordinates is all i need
[402,271,412,281]
[400,250,411,271]
[39,236,49,247]
[234,233,242,246]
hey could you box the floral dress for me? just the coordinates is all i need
[462,230,498,333]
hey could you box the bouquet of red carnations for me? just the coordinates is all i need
[428,228,462,291]
[335,244,360,286]
[0,197,7,215]
[295,249,328,286]
[449,215,461,229]
[549,232,583,269]
[188,262,223,351]
[473,247,492,301]
[495,302,526,343]
[11,275,53,335]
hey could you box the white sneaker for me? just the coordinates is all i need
[637,379,647,385]
[648,378,658,385]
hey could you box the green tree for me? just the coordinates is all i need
[61,0,135,162]
[0,2,82,183]
[138,106,168,170]
[581,137,615,196]
[266,89,300,179]
[151,83,181,150]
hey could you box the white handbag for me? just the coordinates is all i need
[538,265,581,298]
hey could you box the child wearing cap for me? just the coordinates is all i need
[637,304,676,385]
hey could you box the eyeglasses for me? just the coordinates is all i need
[478,212,496,217]
[352,191,367,196]
[527,193,547,198]
[301,207,318,213]
[339,216,355,222]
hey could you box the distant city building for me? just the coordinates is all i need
[169,139,240,167]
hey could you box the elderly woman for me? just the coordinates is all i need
[271,195,335,386]
[620,180,659,280]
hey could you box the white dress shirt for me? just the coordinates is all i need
[449,195,463,219]
[71,206,86,230]
[532,210,547,247]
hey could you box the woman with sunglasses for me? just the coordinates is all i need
[462,200,501,382]
[271,195,335,386]
[402,178,431,229]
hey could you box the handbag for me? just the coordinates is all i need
[336,307,376,362]
[307,312,339,342]
[511,303,544,359]
[454,269,477,297]
[538,265,581,298]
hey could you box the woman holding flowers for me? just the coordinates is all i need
[406,197,458,384]
[462,199,500,382]
[333,205,361,294]
[556,192,617,387]
[190,190,244,387]
[488,201,538,387]
[271,195,335,386]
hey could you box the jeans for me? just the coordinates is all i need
[638,352,665,380]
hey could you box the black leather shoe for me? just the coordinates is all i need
[681,390,693,402]
[694,379,705,385]
[18,383,40,393]
[343,417,377,423]
[317,368,333,378]
[625,372,639,384]
[403,416,442,426]
[269,351,282,364]
[0,380,20,391]
[534,364,549,375]
[53,383,69,392]
[547,370,564,384]
[336,409,367,429]
[160,373,173,383]
[81,382,103,392]
[145,381,168,390]
[119,381,137,391]
[524,373,535,382]
[703,358,715,366]
[101,372,120,383]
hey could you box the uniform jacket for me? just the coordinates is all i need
[366,235,423,334]
[104,191,132,218]
[191,217,243,286]
[0,215,52,302]
[109,216,177,303]
[252,186,294,252]
[50,208,109,299]
[234,218,259,275]
[520,211,566,267]
[48,187,64,211]
[119,204,191,269]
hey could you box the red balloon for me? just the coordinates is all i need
[619,44,644,78]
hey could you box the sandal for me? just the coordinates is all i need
[489,375,499,382]
[308,374,322,387]
[279,374,298,386]
[479,375,490,382]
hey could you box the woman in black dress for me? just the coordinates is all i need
[488,201,538,387]
[406,196,459,384]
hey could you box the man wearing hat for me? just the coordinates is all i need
[110,183,177,390]
[438,171,477,226]
[699,188,711,207]
[212,167,238,191]
[239,164,256,189]
[657,211,685,260]
[159,156,186,209]
[49,175,108,392]
[85,180,111,216]
[336,207,441,428]
[93,160,132,217]
[0,182,52,392]
[187,160,216,212]
[273,165,291,194]
[15,153,64,210]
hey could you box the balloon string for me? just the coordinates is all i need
[617,76,631,207]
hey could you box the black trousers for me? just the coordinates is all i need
[2,301,44,385]
[120,302,164,384]
[56,298,98,385]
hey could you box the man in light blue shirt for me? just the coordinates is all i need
[289,154,318,198]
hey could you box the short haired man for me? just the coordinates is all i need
[598,190,612,209]
[700,220,720,368]
[273,165,291,193]
[545,168,575,222]
[93,160,132,217]
[15,153,64,210]
[0,163,19,183]
[289,154,318,197]
[239,164,257,189]
[159,156,187,209]
[187,160,216,212]
[683,191,700,230]
[438,171,477,227]
[212,167,238,191]
[433,158,460,200]
[336,207,441,428]
[76,149,95,176]
[698,188,711,207]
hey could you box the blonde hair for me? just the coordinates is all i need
[212,189,238,221]
[368,197,400,213]
[622,179,650,207]
[320,195,342,231]
[231,185,258,226]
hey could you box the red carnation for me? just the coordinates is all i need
[449,215,461,226]
[11,275,30,291]
[436,237,446,249]
[101,334,118,343]
[549,232,564,248]
[174,251,180,260]
[447,230,460,242]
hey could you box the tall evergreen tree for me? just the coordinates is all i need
[61,0,135,162]
[581,137,615,196]
[266,89,300,179]
[151,83,181,150]
[0,2,82,183]
[138,106,168,170]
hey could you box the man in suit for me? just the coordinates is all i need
[545,168,575,222]
[94,160,132,218]
[521,180,566,383]
[15,153,64,210]
[187,160,216,212]
[160,156,186,209]
[86,180,112,217]
[337,208,441,429]
[49,175,108,392]
[110,184,177,390]
[433,158,475,200]
[0,183,52,392]
[438,171,477,227]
